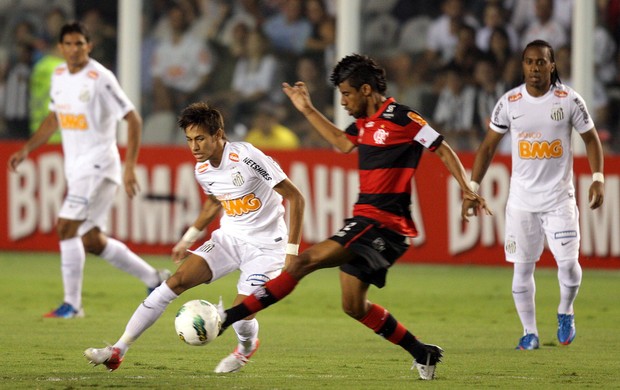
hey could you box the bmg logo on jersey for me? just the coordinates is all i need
[518,139,563,159]
[220,193,262,216]
[58,113,88,130]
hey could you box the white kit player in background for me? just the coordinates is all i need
[84,102,305,373]
[464,40,605,350]
[7,22,169,319]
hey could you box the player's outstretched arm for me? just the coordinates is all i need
[8,112,59,172]
[580,128,605,210]
[282,82,355,153]
[435,141,492,221]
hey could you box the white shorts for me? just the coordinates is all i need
[189,230,285,296]
[504,203,580,263]
[58,176,118,236]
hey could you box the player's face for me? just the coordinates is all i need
[185,124,223,163]
[58,32,92,72]
[522,46,554,92]
[338,80,367,119]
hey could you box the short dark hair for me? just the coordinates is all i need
[330,54,387,94]
[522,39,562,85]
[59,21,90,43]
[178,102,225,137]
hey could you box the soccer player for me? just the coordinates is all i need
[84,102,305,373]
[7,22,169,318]
[217,54,490,380]
[463,40,605,350]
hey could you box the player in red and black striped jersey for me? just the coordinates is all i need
[218,54,490,379]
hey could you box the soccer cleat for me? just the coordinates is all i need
[147,268,172,295]
[43,302,84,319]
[412,344,443,380]
[84,346,123,371]
[515,333,539,350]
[214,339,260,373]
[557,313,576,345]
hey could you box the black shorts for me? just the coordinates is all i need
[330,216,410,288]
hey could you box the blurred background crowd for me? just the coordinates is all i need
[0,0,619,153]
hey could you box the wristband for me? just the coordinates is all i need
[469,181,480,193]
[592,172,604,183]
[181,226,201,243]
[285,243,299,255]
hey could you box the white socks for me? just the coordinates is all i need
[512,262,537,335]
[115,282,178,355]
[100,238,159,287]
[232,318,259,355]
[60,237,86,309]
[557,259,582,314]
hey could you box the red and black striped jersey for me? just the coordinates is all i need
[344,97,444,237]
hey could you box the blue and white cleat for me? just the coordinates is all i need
[515,333,539,350]
[43,302,84,318]
[147,268,172,295]
[557,313,576,345]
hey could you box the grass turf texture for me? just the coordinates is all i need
[1,252,619,389]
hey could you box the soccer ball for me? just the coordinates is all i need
[175,299,222,346]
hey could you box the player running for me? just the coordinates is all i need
[7,22,169,318]
[84,102,304,373]
[464,40,605,350]
[216,54,490,380]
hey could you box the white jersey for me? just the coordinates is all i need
[489,83,594,212]
[50,59,134,184]
[195,142,288,246]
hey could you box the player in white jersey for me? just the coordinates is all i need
[83,102,305,373]
[7,22,169,318]
[464,40,605,350]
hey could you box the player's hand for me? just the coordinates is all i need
[461,190,492,221]
[7,149,27,172]
[172,240,192,264]
[284,253,298,268]
[588,181,604,209]
[282,82,315,115]
[123,168,141,198]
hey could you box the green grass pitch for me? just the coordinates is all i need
[1,252,619,389]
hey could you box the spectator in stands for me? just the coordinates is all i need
[386,52,434,117]
[81,8,117,71]
[244,102,300,150]
[432,64,478,151]
[3,43,33,139]
[520,0,568,50]
[448,24,484,77]
[150,2,215,116]
[424,0,479,67]
[304,0,335,69]
[29,42,63,143]
[472,56,507,149]
[263,0,312,55]
[487,27,521,89]
[225,28,278,134]
[476,2,519,52]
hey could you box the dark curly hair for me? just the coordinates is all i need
[330,54,387,94]
[178,102,226,138]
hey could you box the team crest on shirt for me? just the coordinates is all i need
[231,171,244,186]
[373,128,389,145]
[550,105,564,121]
[79,87,90,102]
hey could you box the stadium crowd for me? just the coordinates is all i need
[0,0,619,153]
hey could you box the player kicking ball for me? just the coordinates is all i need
[84,102,304,373]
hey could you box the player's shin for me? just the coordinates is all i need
[222,271,298,328]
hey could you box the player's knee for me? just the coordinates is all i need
[82,234,107,254]
[166,273,190,295]
[341,301,365,320]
